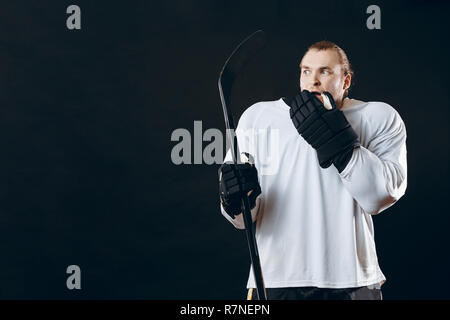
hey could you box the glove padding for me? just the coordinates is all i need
[288,90,360,172]
[218,156,261,219]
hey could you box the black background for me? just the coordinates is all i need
[0,0,448,299]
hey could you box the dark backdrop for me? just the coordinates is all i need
[0,0,448,299]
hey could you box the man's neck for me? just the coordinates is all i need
[337,98,345,110]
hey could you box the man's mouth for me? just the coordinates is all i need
[308,91,332,109]
[311,91,322,98]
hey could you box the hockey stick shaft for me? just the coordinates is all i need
[218,30,267,300]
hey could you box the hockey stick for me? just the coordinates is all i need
[218,30,267,300]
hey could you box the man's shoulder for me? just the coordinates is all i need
[344,98,395,113]
[363,101,404,131]
[242,99,284,115]
[238,99,286,127]
[347,98,406,136]
[346,98,403,124]
[364,100,399,116]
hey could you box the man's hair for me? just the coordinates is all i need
[304,40,354,98]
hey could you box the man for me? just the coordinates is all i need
[218,40,407,300]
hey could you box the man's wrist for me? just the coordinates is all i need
[333,145,358,173]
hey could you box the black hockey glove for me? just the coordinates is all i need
[218,156,261,219]
[288,90,360,173]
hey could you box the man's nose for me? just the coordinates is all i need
[312,73,321,86]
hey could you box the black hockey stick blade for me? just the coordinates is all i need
[218,30,267,132]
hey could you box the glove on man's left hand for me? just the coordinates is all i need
[288,90,360,173]
[218,155,261,219]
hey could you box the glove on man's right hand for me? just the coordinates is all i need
[218,159,261,219]
[288,90,360,172]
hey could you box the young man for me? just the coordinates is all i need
[218,41,407,300]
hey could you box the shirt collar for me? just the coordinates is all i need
[341,97,365,110]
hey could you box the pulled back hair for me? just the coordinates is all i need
[304,41,354,98]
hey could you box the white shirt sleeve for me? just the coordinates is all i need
[339,102,408,215]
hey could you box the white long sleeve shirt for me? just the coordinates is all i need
[220,97,407,289]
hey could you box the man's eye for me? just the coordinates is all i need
[303,70,310,75]
[321,70,330,75]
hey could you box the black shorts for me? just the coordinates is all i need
[247,285,383,300]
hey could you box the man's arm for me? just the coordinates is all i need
[287,91,407,215]
[339,103,407,215]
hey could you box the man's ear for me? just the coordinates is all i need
[343,74,352,91]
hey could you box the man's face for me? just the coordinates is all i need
[299,49,350,108]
